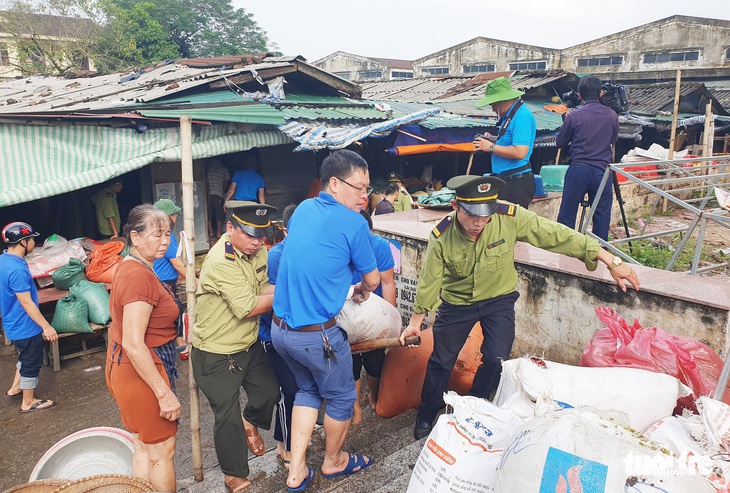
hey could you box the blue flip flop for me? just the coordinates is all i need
[321,453,374,479]
[287,467,314,492]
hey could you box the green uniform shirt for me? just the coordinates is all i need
[91,189,120,236]
[193,234,269,354]
[392,186,414,212]
[412,202,601,314]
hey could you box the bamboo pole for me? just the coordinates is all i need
[180,115,204,482]
[663,70,682,213]
[466,152,475,174]
[702,101,713,158]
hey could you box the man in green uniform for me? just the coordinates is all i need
[399,175,640,440]
[191,201,280,493]
[91,180,123,239]
[387,172,413,212]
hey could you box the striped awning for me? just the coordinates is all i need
[0,123,291,207]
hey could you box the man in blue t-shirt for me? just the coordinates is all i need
[473,77,536,209]
[0,222,58,413]
[351,209,396,425]
[258,203,299,469]
[271,150,379,491]
[224,163,265,205]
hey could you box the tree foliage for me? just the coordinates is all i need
[103,0,270,59]
[0,0,272,75]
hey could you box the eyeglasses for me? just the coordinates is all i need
[336,177,373,196]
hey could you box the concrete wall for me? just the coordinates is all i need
[413,38,560,76]
[373,210,730,367]
[313,52,391,82]
[560,17,730,74]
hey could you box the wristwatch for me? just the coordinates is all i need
[608,256,623,270]
[488,143,496,153]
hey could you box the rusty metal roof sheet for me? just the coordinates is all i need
[626,82,726,115]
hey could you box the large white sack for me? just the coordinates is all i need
[494,357,690,431]
[495,408,716,493]
[337,286,401,345]
[406,392,524,493]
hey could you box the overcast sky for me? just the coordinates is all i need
[234,0,729,62]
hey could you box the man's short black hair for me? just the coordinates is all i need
[385,183,400,196]
[578,76,602,102]
[282,203,298,229]
[320,150,368,190]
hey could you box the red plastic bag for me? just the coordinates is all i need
[581,306,730,412]
[86,241,124,284]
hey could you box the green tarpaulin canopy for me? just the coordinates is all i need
[0,123,291,207]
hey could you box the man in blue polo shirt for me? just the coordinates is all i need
[1,222,58,413]
[224,162,265,205]
[473,76,536,209]
[272,150,380,491]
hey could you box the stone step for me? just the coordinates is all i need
[178,407,424,492]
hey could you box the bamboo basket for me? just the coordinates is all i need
[2,479,69,493]
[50,475,154,493]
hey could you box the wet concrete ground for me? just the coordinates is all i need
[0,339,421,492]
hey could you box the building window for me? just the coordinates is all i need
[508,61,547,71]
[463,64,495,74]
[725,48,730,61]
[643,51,699,63]
[357,70,383,79]
[334,71,351,80]
[576,56,623,67]
[421,67,449,75]
[391,71,413,79]
[0,44,9,66]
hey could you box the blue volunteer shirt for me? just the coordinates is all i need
[352,235,395,298]
[0,251,43,340]
[491,101,536,175]
[153,234,179,282]
[231,169,265,201]
[258,240,285,342]
[273,192,377,328]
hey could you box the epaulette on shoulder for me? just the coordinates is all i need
[431,215,453,238]
[497,201,516,216]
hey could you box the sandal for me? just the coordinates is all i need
[245,426,265,456]
[224,475,251,493]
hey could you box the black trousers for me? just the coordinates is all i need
[191,343,279,477]
[418,292,519,424]
[498,172,535,209]
[262,340,298,451]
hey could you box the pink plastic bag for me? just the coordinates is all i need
[580,306,730,412]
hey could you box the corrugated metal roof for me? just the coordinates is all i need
[137,92,390,125]
[626,82,726,115]
[360,78,472,103]
[0,57,362,115]
[711,89,730,110]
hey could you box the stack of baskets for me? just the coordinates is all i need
[3,475,154,493]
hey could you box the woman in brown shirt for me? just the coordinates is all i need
[105,204,181,492]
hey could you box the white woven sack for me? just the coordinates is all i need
[495,408,716,493]
[494,357,690,431]
[406,392,524,493]
[337,287,401,345]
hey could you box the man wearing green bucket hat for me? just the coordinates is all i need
[473,76,536,209]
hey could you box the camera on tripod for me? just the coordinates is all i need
[599,83,630,114]
[561,83,630,114]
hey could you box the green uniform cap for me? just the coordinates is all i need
[446,175,506,217]
[154,198,182,216]
[226,200,278,237]
[387,171,402,182]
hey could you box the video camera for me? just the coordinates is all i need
[561,83,630,114]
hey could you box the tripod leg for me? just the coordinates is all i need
[577,198,591,232]
[612,172,632,252]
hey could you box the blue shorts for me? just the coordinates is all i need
[271,323,356,422]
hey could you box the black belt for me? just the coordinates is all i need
[272,313,337,332]
[501,170,533,182]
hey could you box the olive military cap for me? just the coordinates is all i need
[226,200,278,238]
[446,175,506,217]
[387,172,402,182]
